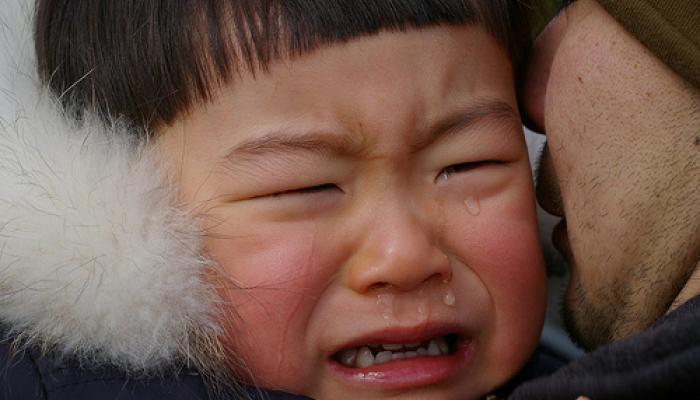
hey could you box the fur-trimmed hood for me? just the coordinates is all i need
[0,0,221,373]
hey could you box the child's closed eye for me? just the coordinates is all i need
[262,183,342,199]
[437,160,502,182]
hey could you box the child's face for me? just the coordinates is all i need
[158,26,546,399]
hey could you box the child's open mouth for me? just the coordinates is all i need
[328,330,473,390]
[332,334,459,368]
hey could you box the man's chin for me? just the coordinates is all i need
[561,277,614,352]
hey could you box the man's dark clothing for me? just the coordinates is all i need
[511,295,700,399]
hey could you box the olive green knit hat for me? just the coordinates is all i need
[596,0,700,90]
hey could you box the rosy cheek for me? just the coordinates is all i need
[472,216,546,363]
[204,225,326,390]
[446,192,546,367]
[477,217,546,318]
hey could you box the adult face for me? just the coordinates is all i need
[522,0,700,350]
[158,26,545,399]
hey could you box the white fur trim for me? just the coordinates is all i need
[0,0,220,371]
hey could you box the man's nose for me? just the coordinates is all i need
[519,8,567,135]
[345,205,452,294]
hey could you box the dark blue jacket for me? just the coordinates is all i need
[0,337,305,400]
[1,335,561,400]
[510,295,700,399]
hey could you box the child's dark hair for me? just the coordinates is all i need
[36,0,533,133]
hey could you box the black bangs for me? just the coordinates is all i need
[559,0,577,10]
[36,0,532,133]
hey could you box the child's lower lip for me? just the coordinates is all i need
[329,340,474,390]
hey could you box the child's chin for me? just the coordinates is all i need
[310,379,492,400]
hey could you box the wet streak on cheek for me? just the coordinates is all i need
[467,216,546,373]
[447,206,545,329]
[478,217,546,339]
[208,225,328,389]
[275,226,322,383]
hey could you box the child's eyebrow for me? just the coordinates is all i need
[219,99,517,165]
[411,99,518,152]
[220,129,365,163]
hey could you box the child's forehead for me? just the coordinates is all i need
[212,100,519,167]
[168,26,521,168]
[232,26,512,92]
[198,26,516,126]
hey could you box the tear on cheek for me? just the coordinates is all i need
[463,195,481,216]
[474,219,547,360]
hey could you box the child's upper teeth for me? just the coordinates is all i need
[338,337,452,368]
[374,350,392,364]
[380,341,426,351]
[338,347,358,366]
[427,339,441,356]
[356,347,374,368]
[436,337,449,353]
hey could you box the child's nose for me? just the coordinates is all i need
[345,207,452,294]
